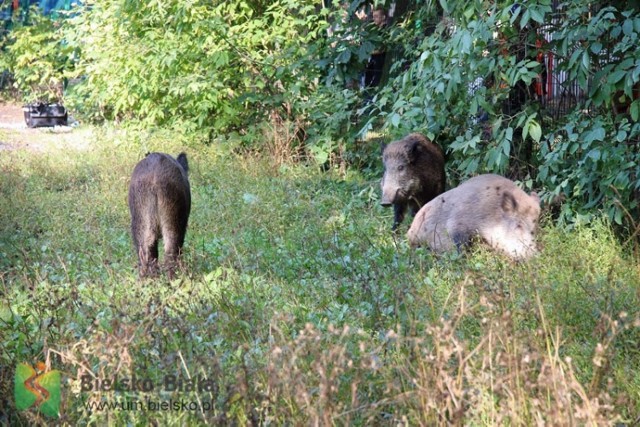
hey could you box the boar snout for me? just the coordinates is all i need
[380,187,403,207]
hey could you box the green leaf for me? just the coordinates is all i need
[587,149,601,161]
[336,49,351,64]
[581,50,590,71]
[509,4,521,24]
[529,121,542,143]
[14,363,37,411]
[391,113,401,127]
[590,42,603,54]
[37,371,61,418]
[607,70,627,85]
[520,9,530,29]
[631,100,640,122]
[461,32,472,53]
[584,127,606,144]
[616,130,628,142]
[623,18,634,36]
[568,49,582,69]
[530,7,545,24]
[501,138,511,156]
[463,7,474,21]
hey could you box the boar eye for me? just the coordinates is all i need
[397,165,405,171]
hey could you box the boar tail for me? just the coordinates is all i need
[176,152,189,174]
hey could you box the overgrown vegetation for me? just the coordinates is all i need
[0,127,639,424]
[0,10,74,102]
[1,0,640,423]
[2,0,639,228]
[374,0,640,228]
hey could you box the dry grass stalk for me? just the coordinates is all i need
[264,279,633,425]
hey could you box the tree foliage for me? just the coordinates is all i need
[0,11,75,101]
[1,0,639,227]
[371,0,640,226]
[63,1,323,132]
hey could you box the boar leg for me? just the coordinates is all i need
[160,208,188,280]
[162,233,181,280]
[451,232,468,254]
[137,236,159,278]
[408,199,423,218]
[392,203,407,231]
[131,201,160,278]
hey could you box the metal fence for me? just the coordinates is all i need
[535,8,589,119]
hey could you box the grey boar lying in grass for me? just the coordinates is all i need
[128,152,191,278]
[380,133,446,230]
[407,174,541,260]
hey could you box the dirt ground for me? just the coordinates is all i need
[0,102,92,152]
[0,102,25,127]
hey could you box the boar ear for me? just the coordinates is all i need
[501,192,518,213]
[176,152,189,174]
[380,142,387,155]
[406,140,422,161]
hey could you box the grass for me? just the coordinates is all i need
[0,124,639,425]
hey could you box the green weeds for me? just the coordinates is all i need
[0,126,639,424]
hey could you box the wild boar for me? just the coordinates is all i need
[380,133,446,230]
[407,174,541,260]
[128,152,191,278]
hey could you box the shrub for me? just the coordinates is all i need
[0,10,75,102]
[370,0,640,228]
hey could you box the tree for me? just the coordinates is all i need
[3,0,638,227]
[366,0,640,226]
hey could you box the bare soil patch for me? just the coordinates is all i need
[0,102,93,152]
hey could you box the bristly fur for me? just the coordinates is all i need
[407,174,541,260]
[380,133,446,231]
[128,152,191,279]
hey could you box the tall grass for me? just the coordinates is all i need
[0,125,639,425]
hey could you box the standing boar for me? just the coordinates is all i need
[407,174,541,260]
[128,152,191,278]
[380,133,446,230]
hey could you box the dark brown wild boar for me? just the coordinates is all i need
[407,174,541,260]
[128,152,191,278]
[380,133,446,230]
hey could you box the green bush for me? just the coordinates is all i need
[0,10,75,102]
[3,0,639,229]
[370,0,640,226]
[65,2,322,131]
[60,0,386,163]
